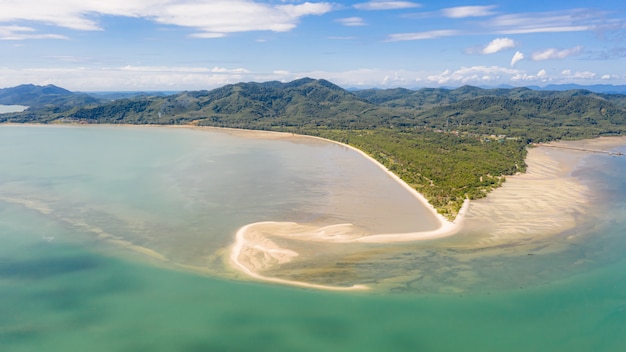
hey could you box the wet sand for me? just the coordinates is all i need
[465,137,626,244]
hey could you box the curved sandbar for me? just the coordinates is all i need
[230,222,370,291]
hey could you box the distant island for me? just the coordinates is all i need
[2,78,626,218]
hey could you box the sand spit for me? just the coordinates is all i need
[230,222,370,291]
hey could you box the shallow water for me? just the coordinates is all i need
[1,125,625,351]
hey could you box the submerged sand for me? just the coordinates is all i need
[229,136,626,290]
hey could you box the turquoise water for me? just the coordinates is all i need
[1,125,625,351]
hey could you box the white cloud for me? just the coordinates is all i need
[328,36,357,40]
[531,46,583,61]
[0,0,334,39]
[354,1,421,11]
[0,25,67,40]
[510,51,524,66]
[561,70,596,79]
[272,70,290,76]
[442,5,497,18]
[537,69,547,78]
[499,26,590,35]
[0,65,260,91]
[336,17,366,26]
[190,32,227,39]
[482,37,516,54]
[0,66,433,90]
[211,66,250,74]
[426,66,520,85]
[387,29,458,42]
[0,64,619,91]
[511,69,550,82]
[573,71,596,79]
[488,9,601,35]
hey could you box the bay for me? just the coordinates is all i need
[1,125,625,351]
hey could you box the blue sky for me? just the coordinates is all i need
[1,0,626,91]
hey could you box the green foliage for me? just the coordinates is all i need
[415,96,626,142]
[0,84,100,110]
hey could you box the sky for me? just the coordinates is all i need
[1,0,626,91]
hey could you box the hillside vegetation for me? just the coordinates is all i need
[2,78,625,218]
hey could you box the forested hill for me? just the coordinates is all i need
[354,85,626,111]
[3,78,626,219]
[7,78,404,128]
[414,95,626,142]
[0,84,100,109]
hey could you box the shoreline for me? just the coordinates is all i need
[301,134,466,229]
[464,136,626,244]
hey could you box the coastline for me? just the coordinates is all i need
[223,128,472,289]
[228,135,626,289]
[4,124,626,289]
[301,134,467,230]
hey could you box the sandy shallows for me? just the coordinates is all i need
[463,137,626,244]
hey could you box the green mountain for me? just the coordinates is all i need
[354,85,626,111]
[414,95,626,142]
[0,84,100,109]
[57,78,408,128]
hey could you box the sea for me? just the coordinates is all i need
[0,125,624,351]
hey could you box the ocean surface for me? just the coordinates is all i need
[1,125,625,351]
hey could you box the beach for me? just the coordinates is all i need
[229,135,626,289]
